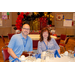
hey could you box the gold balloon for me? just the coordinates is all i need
[44,12,48,14]
[47,15,49,18]
[44,12,48,17]
[44,14,47,17]
[34,12,38,15]
[50,18,52,21]
[32,19,40,31]
[50,14,54,18]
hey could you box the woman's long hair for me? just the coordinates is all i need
[39,27,51,42]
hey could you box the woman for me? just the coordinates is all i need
[37,27,60,54]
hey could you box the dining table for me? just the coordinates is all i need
[18,54,75,62]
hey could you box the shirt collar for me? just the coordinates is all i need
[20,33,28,40]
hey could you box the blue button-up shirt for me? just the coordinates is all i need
[8,33,33,61]
[37,38,60,54]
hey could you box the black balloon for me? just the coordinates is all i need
[14,27,17,30]
[26,16,31,21]
[48,12,52,14]
[22,18,26,21]
[23,14,26,18]
[47,18,50,21]
[17,12,20,15]
[39,12,44,17]
[31,14,35,20]
[48,20,52,24]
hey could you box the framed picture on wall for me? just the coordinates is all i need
[56,14,63,21]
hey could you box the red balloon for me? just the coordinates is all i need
[19,20,22,23]
[21,15,24,19]
[17,17,20,20]
[50,24,52,27]
[21,12,24,15]
[15,24,18,26]
[18,15,20,18]
[17,26,21,29]
[41,17,43,21]
[16,20,19,23]
[25,12,29,16]
[44,17,47,20]
[20,24,22,26]
[17,23,21,25]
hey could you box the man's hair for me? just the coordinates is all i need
[21,23,30,28]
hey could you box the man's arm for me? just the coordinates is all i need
[8,47,18,59]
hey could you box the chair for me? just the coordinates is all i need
[1,35,9,46]
[8,33,14,40]
[60,34,67,43]
[2,46,10,62]
[59,37,69,52]
[33,40,39,50]
[60,34,67,40]
[55,38,60,45]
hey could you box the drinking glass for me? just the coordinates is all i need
[41,51,46,62]
[71,51,74,58]
[32,53,36,61]
[27,52,32,61]
[49,50,55,59]
[68,50,72,58]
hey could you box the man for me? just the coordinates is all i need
[8,24,33,61]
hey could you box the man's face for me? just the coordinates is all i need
[22,24,30,36]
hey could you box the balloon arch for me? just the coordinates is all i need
[14,12,54,31]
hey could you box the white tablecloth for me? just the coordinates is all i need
[45,56,75,62]
[28,34,57,40]
[19,55,75,62]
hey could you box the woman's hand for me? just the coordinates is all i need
[58,49,60,54]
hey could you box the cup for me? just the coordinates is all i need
[64,51,68,56]
[20,55,25,61]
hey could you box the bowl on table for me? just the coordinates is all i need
[21,51,34,57]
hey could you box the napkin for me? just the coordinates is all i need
[54,50,61,58]
[11,58,21,62]
[74,53,75,57]
[34,54,41,59]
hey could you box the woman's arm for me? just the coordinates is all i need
[52,38,60,54]
[37,41,42,54]
[58,49,60,54]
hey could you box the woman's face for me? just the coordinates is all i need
[43,30,48,39]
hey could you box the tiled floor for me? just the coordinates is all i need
[0,37,75,62]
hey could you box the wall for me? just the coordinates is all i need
[12,12,75,36]
[0,12,75,36]
[0,12,12,36]
[51,12,75,36]
[12,12,18,33]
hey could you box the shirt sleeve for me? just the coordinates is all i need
[29,39,33,51]
[8,35,16,50]
[37,41,42,54]
[52,38,60,50]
